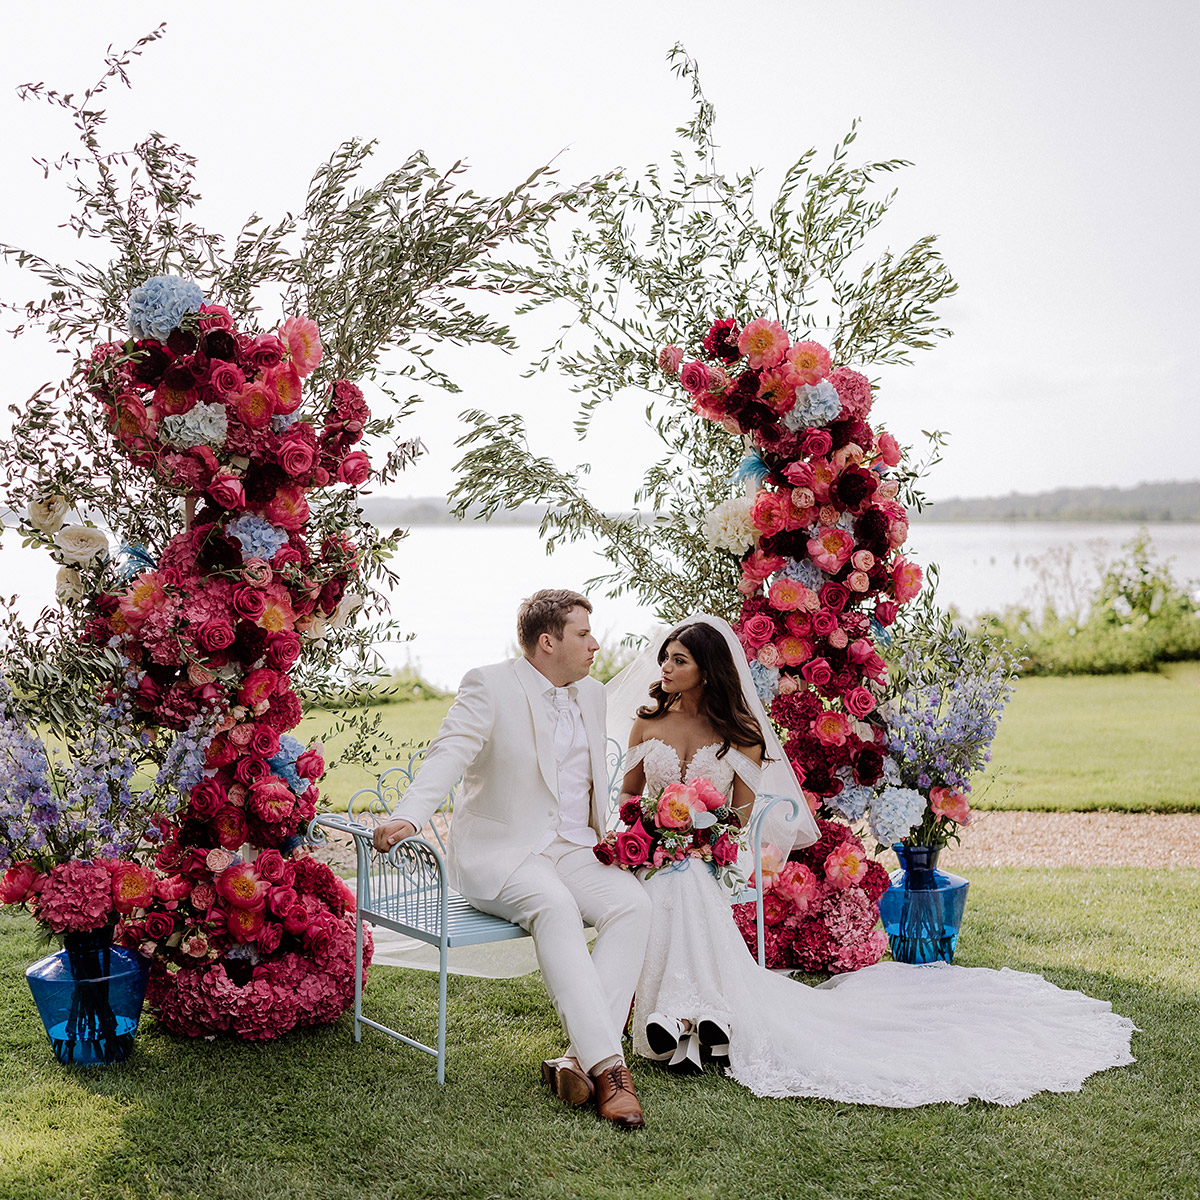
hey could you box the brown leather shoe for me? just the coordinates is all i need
[593,1063,644,1130]
[541,1056,594,1108]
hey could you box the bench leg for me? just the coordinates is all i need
[436,941,448,1085]
[354,913,364,1043]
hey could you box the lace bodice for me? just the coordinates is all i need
[626,738,760,801]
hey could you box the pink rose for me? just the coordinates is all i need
[783,461,814,488]
[712,833,739,868]
[801,658,832,688]
[189,779,228,820]
[256,920,283,954]
[741,613,777,649]
[296,745,325,780]
[844,687,876,718]
[265,631,302,671]
[206,846,236,873]
[757,643,780,668]
[143,911,176,940]
[208,360,246,399]
[846,571,870,593]
[337,451,371,487]
[231,584,267,622]
[207,475,246,510]
[250,726,281,759]
[801,429,833,458]
[241,333,286,373]
[679,360,710,394]
[828,628,849,649]
[875,600,899,627]
[278,430,317,478]
[253,849,287,883]
[269,886,299,917]
[197,618,235,653]
[812,610,839,637]
[615,819,653,867]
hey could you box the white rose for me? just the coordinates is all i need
[329,592,364,630]
[54,525,109,565]
[55,566,84,603]
[27,494,69,534]
[702,495,757,554]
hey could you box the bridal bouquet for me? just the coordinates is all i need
[594,778,745,889]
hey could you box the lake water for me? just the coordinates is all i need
[3,522,1198,691]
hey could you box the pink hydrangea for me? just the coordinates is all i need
[33,860,115,933]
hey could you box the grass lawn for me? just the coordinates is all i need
[303,662,1200,814]
[979,661,1200,812]
[1,867,1196,1200]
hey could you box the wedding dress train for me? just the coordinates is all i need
[627,738,1136,1106]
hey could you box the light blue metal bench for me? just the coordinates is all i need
[307,739,799,1083]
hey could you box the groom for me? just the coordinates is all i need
[372,589,651,1129]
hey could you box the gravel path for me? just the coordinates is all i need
[313,811,1200,873]
[929,810,1200,869]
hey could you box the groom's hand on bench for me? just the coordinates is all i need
[373,818,418,852]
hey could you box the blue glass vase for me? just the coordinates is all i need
[25,929,150,1066]
[877,844,969,964]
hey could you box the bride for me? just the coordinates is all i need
[605,613,1136,1106]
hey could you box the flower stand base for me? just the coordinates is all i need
[25,932,150,1066]
[878,844,969,965]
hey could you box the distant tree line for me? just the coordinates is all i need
[921,480,1200,523]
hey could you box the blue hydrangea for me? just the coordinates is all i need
[731,450,770,489]
[127,275,206,341]
[802,380,842,424]
[867,786,927,847]
[271,411,303,432]
[226,514,289,562]
[748,660,779,704]
[781,558,825,590]
[829,784,874,823]
[269,735,309,796]
[160,402,228,450]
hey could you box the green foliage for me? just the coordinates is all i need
[450,46,956,623]
[977,531,1200,676]
[0,29,592,760]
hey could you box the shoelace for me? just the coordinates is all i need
[604,1066,632,1092]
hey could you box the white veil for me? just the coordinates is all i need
[604,612,819,855]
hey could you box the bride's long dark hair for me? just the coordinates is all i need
[636,622,767,760]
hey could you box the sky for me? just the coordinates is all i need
[1,0,1196,511]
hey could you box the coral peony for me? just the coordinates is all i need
[737,319,789,370]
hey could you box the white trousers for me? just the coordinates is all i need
[464,838,652,1073]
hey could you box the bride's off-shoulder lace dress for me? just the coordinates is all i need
[624,737,1136,1106]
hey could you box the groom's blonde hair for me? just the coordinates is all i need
[517,589,592,652]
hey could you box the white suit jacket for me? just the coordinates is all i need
[391,658,611,900]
